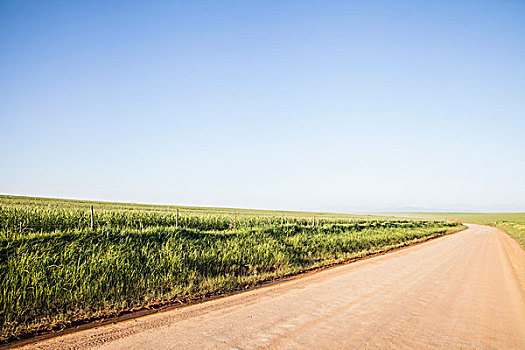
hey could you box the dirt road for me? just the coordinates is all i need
[21,224,525,349]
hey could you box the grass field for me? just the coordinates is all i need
[0,195,461,342]
[391,212,525,249]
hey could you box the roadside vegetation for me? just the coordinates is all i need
[0,195,461,342]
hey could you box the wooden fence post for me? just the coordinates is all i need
[90,205,94,231]
[312,216,315,227]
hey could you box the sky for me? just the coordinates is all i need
[1,0,524,212]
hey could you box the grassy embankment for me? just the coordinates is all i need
[0,195,461,342]
[392,212,525,249]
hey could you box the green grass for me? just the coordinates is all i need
[0,194,395,220]
[0,195,461,341]
[390,212,525,249]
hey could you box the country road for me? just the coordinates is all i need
[19,224,525,350]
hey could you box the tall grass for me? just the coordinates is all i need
[0,195,460,341]
[0,205,433,241]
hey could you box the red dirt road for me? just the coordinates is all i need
[20,224,525,349]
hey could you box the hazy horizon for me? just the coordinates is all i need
[2,1,524,212]
[1,193,523,214]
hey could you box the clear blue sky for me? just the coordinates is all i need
[1,0,524,212]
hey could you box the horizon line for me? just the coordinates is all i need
[1,193,523,215]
